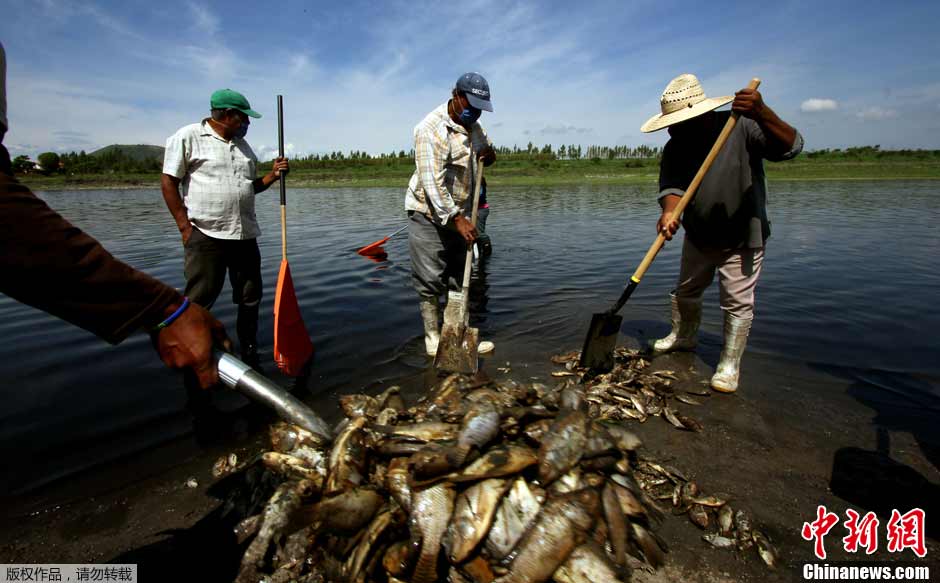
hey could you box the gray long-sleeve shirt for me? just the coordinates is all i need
[659,111,803,249]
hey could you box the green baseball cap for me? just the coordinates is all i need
[210,89,261,118]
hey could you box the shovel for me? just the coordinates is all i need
[434,156,485,374]
[216,351,332,443]
[579,78,761,371]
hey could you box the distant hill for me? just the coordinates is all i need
[91,144,165,161]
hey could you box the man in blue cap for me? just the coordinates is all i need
[161,89,289,367]
[405,72,497,356]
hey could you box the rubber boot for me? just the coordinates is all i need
[650,294,702,354]
[237,303,260,368]
[711,312,752,393]
[420,299,441,356]
[478,340,495,354]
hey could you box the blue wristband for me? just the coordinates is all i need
[152,297,190,332]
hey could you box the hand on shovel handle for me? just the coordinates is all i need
[453,214,478,245]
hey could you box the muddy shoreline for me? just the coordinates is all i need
[1,347,937,582]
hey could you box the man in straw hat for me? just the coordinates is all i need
[643,74,803,393]
[405,72,497,357]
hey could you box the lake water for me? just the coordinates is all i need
[1,180,939,500]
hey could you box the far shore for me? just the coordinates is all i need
[16,156,940,191]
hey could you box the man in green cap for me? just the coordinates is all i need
[161,89,289,367]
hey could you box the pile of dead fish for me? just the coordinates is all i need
[227,348,778,583]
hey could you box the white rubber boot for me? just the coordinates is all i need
[711,312,752,393]
[420,299,441,356]
[478,340,495,354]
[650,294,702,354]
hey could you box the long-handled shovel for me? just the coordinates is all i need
[216,351,332,442]
[579,78,761,371]
[434,156,485,374]
[357,224,408,256]
[273,95,315,376]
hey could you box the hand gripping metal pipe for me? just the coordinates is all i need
[216,351,332,442]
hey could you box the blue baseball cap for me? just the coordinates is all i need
[455,72,493,112]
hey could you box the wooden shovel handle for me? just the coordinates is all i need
[460,156,486,298]
[630,78,761,283]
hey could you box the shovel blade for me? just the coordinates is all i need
[434,323,479,374]
[578,312,622,372]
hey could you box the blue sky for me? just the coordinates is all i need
[2,0,939,159]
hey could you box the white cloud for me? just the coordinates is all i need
[856,107,898,121]
[801,98,838,113]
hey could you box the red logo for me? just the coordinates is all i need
[802,506,927,559]
[886,508,927,558]
[802,505,840,560]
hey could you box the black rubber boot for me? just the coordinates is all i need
[237,303,260,368]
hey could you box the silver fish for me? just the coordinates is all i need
[702,533,736,549]
[345,507,394,582]
[454,400,501,465]
[339,393,380,419]
[385,457,412,514]
[602,482,629,568]
[445,478,511,563]
[485,477,541,560]
[538,410,588,484]
[373,421,460,442]
[410,482,456,583]
[753,530,779,568]
[325,416,368,496]
[553,542,623,583]
[496,488,600,583]
[718,504,734,536]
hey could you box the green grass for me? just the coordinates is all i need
[19,154,940,191]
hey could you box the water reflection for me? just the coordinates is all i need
[0,181,938,497]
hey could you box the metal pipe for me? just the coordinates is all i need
[216,352,332,442]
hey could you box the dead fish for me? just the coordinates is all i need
[294,487,384,533]
[630,522,666,568]
[450,445,538,484]
[553,542,623,583]
[662,406,686,430]
[676,414,704,432]
[702,533,736,549]
[735,509,754,551]
[621,407,646,422]
[752,530,779,568]
[579,455,618,472]
[446,478,512,563]
[674,393,701,406]
[689,504,709,529]
[269,421,328,452]
[462,555,497,583]
[718,504,734,536]
[340,393,380,419]
[325,416,368,496]
[454,400,502,465]
[548,467,583,495]
[262,452,324,484]
[629,394,648,416]
[595,422,642,452]
[373,421,460,442]
[233,513,262,545]
[377,385,406,411]
[212,453,239,478]
[538,410,588,484]
[690,495,727,507]
[551,371,578,377]
[602,482,629,568]
[550,351,580,364]
[236,480,307,583]
[651,370,678,380]
[385,458,412,514]
[382,540,413,579]
[685,387,711,397]
[375,407,399,426]
[345,507,394,582]
[410,482,456,583]
[485,477,542,560]
[496,488,600,583]
[583,422,619,459]
[376,438,426,457]
[409,443,459,482]
[522,419,553,445]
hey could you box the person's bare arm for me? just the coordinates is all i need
[161,173,192,244]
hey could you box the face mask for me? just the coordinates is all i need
[459,106,481,126]
[234,122,249,139]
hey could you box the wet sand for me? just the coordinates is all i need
[2,344,937,582]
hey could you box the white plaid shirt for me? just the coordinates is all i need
[163,120,260,240]
[405,103,492,226]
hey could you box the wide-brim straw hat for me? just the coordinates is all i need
[640,74,732,133]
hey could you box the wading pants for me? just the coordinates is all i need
[408,211,465,302]
[674,236,764,321]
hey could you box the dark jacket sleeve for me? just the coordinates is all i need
[0,164,182,344]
